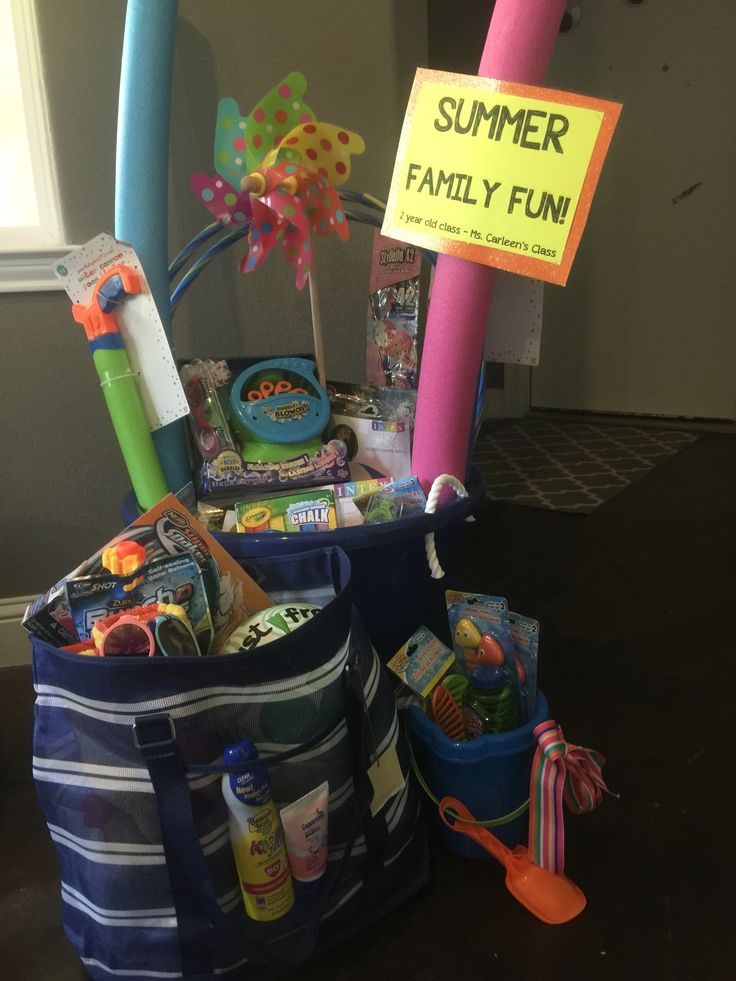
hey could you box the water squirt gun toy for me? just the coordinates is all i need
[229,357,330,464]
[71,264,169,510]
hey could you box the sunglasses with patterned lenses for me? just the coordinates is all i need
[97,614,201,657]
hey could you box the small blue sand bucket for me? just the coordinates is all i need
[408,692,549,859]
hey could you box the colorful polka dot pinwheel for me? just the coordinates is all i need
[190,72,365,289]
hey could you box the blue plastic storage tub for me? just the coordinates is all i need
[122,470,485,661]
[408,692,549,859]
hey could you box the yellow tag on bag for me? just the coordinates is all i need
[368,745,406,816]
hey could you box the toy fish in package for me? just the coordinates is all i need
[445,590,524,718]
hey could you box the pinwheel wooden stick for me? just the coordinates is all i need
[307,258,326,388]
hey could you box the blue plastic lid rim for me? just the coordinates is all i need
[120,470,486,554]
[407,691,550,763]
[214,468,487,556]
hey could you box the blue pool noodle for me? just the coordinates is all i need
[115,0,192,498]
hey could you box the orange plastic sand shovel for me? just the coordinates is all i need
[438,797,587,925]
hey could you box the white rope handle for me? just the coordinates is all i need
[424,474,468,579]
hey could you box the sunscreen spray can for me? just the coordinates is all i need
[222,740,294,922]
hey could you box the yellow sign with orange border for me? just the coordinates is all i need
[382,69,621,285]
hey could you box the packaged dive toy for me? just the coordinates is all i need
[445,590,523,721]
[366,231,421,389]
[222,740,294,922]
[508,611,540,720]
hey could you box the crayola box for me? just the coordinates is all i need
[235,489,337,534]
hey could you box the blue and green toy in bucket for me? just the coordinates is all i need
[406,592,611,900]
[408,693,550,859]
[407,589,547,859]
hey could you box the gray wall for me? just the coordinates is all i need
[2,0,428,596]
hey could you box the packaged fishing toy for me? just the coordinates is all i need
[366,231,421,389]
[446,587,516,668]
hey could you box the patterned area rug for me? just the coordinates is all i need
[472,420,700,513]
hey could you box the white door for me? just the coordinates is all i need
[530,0,736,421]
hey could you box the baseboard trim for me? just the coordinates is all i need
[0,596,34,667]
[528,408,736,434]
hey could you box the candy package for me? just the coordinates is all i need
[366,231,421,389]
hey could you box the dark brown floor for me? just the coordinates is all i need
[2,432,735,980]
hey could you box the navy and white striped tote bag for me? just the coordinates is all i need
[31,547,428,980]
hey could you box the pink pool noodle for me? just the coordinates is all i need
[412,0,568,491]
